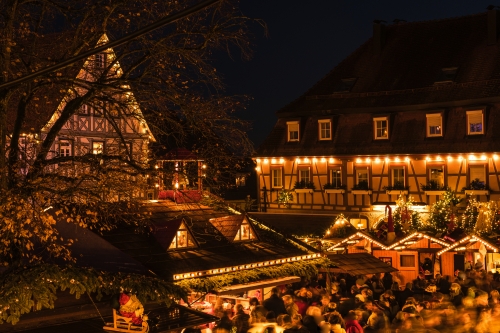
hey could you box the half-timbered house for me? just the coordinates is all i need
[255,9,500,228]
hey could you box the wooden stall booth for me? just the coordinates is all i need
[326,231,453,284]
[437,234,500,273]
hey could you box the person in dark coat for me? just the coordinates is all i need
[397,283,414,308]
[263,287,287,316]
[232,304,250,333]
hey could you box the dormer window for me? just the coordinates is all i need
[435,67,458,84]
[287,121,299,142]
[169,221,196,249]
[426,113,443,137]
[334,78,357,93]
[373,117,388,140]
[234,220,256,241]
[467,110,484,135]
[318,119,332,140]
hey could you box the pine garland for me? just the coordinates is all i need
[175,257,329,292]
[0,263,187,325]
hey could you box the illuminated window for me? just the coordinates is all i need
[287,121,299,142]
[330,168,342,187]
[469,165,486,183]
[298,168,311,183]
[169,222,196,249]
[318,119,332,140]
[467,110,484,135]
[392,167,405,187]
[350,218,368,229]
[429,167,444,185]
[80,104,92,115]
[357,168,369,185]
[59,140,72,157]
[235,175,246,186]
[374,117,388,139]
[234,220,256,241]
[94,53,106,68]
[271,168,282,188]
[92,141,104,154]
[426,114,442,137]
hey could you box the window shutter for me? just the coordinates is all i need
[470,166,485,181]
[427,116,441,127]
[468,113,482,125]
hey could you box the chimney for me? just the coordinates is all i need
[488,7,500,45]
[373,20,387,55]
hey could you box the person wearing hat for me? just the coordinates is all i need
[449,282,464,308]
[118,292,147,325]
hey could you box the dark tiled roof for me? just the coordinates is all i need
[258,12,500,157]
[248,213,335,238]
[209,215,248,240]
[101,201,311,280]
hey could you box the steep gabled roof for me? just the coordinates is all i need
[278,12,500,117]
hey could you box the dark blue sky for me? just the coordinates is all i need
[218,0,495,147]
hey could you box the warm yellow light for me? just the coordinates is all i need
[494,154,499,161]
[175,183,179,189]
[426,156,431,161]
[447,156,453,162]
[385,157,390,162]
[329,158,334,163]
[279,158,284,163]
[271,158,276,164]
[404,157,410,162]
[481,154,487,161]
[356,158,362,163]
[321,157,326,162]
[304,158,310,163]
[296,158,301,164]
[312,158,317,163]
[395,157,400,162]
[469,154,476,160]
[365,158,371,163]
[375,158,381,163]
[256,158,261,163]
[264,159,269,164]
[436,155,442,161]
[458,155,464,161]
[255,166,260,172]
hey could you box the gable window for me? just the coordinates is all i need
[469,165,486,183]
[330,167,342,187]
[234,220,256,241]
[318,119,332,140]
[94,53,106,68]
[169,221,196,249]
[467,110,484,135]
[271,167,283,188]
[287,121,299,142]
[334,78,357,93]
[373,117,388,140]
[392,167,405,187]
[59,140,72,157]
[426,114,443,137]
[80,104,92,115]
[92,141,104,154]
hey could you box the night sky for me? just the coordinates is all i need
[218,0,495,147]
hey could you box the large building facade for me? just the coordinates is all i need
[255,10,500,227]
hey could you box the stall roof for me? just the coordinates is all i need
[217,276,301,296]
[326,253,398,275]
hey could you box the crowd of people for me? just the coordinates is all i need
[210,268,500,333]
